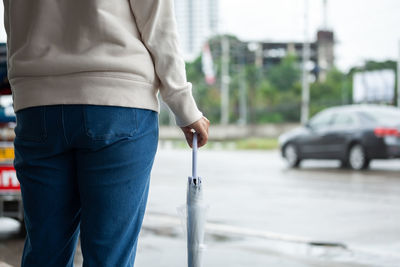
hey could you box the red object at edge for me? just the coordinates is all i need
[0,165,19,191]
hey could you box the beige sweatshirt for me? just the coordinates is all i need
[2,0,202,127]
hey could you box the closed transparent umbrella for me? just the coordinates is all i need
[186,133,207,267]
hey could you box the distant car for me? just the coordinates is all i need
[0,95,25,236]
[278,105,400,170]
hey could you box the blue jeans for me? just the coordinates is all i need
[13,104,159,267]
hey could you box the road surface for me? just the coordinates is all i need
[1,148,399,266]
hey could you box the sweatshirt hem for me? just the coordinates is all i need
[10,74,160,113]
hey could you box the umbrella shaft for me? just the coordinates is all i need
[188,248,203,267]
[192,133,197,178]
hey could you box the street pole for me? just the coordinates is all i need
[397,39,400,107]
[221,36,230,125]
[238,66,247,125]
[255,43,263,68]
[238,43,247,125]
[301,0,310,124]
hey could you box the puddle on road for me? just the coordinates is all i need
[207,233,243,243]
[142,226,181,238]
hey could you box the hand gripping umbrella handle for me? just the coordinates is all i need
[192,132,198,179]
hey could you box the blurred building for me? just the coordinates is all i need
[174,0,219,61]
[208,30,335,82]
[252,30,335,81]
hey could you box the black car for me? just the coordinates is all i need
[278,105,400,170]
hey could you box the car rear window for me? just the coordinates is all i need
[358,108,400,125]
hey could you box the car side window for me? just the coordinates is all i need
[309,111,333,130]
[332,113,356,128]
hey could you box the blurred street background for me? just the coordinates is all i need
[1,0,400,266]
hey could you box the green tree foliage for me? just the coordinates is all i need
[254,55,302,123]
[309,67,346,116]
[268,55,301,92]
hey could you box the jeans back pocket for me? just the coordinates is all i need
[14,106,47,142]
[83,105,137,140]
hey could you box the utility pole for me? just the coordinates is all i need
[221,36,230,125]
[301,0,310,124]
[255,43,263,68]
[237,43,247,125]
[238,67,247,125]
[397,39,400,107]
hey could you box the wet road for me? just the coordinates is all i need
[1,148,400,266]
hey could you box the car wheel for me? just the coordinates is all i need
[348,144,370,170]
[284,143,301,168]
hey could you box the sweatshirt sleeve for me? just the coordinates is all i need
[129,0,203,127]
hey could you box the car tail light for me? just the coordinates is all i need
[374,127,400,137]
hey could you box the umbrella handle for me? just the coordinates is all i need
[192,132,198,179]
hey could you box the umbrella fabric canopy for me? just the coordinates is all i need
[186,133,207,267]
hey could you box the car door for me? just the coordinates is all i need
[298,110,334,158]
[327,112,359,158]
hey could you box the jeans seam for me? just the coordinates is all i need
[135,109,138,134]
[61,105,70,145]
[42,106,48,140]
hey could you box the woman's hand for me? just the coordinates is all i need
[180,116,210,148]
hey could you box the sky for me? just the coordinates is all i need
[219,0,400,71]
[0,0,399,71]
